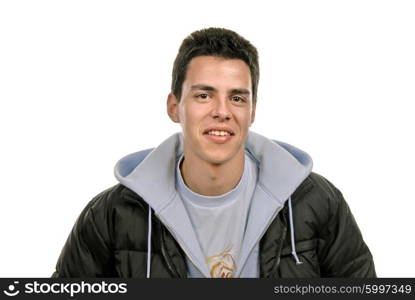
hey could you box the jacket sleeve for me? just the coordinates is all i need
[52,195,114,277]
[317,177,376,277]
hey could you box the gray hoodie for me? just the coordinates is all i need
[114,130,313,277]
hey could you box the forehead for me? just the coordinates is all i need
[183,56,252,89]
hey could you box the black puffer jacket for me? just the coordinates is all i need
[52,172,376,278]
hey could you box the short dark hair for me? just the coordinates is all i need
[171,27,259,104]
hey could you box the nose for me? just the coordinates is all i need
[211,96,231,121]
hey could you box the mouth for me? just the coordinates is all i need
[203,127,235,136]
[202,128,235,144]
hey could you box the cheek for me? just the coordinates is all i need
[183,104,205,128]
[236,111,253,129]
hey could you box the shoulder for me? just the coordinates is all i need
[294,172,344,207]
[88,184,148,214]
[290,172,349,233]
[309,172,348,217]
[80,184,149,244]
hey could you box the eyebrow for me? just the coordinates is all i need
[190,84,251,95]
[230,88,250,95]
[190,84,217,92]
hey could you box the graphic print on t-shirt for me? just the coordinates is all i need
[206,246,236,278]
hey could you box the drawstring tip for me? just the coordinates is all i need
[292,252,303,265]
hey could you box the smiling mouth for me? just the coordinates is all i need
[202,129,235,144]
[203,128,235,136]
[205,130,234,136]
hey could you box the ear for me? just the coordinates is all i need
[167,93,180,123]
[250,104,256,126]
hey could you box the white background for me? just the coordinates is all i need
[1,0,414,277]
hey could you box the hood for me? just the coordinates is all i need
[114,131,312,207]
[114,130,313,277]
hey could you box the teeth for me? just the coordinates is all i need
[208,130,231,136]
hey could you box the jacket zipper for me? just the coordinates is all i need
[160,225,183,278]
[274,210,288,276]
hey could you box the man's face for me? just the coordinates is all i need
[168,55,256,166]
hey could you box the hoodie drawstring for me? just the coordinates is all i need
[288,196,303,265]
[146,205,152,278]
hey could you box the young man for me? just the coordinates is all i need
[52,28,376,278]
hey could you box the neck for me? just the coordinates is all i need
[180,148,245,196]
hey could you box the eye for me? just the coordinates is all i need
[231,96,245,103]
[197,93,209,99]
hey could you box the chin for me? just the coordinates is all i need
[202,152,236,166]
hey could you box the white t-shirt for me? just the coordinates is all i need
[175,153,258,278]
